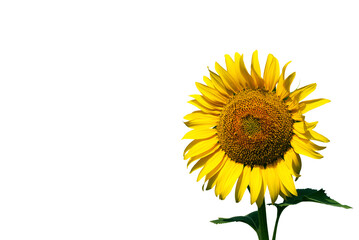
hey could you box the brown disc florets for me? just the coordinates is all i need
[216,89,294,167]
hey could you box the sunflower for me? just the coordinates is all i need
[183,51,329,206]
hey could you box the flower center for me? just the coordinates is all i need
[242,115,261,136]
[216,89,294,167]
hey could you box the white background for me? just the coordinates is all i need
[0,1,358,239]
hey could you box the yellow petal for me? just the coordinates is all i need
[216,161,244,200]
[234,53,250,88]
[291,111,304,121]
[197,150,226,181]
[190,94,223,110]
[251,52,264,88]
[299,98,330,114]
[224,54,237,79]
[184,110,218,121]
[293,129,310,140]
[309,129,330,143]
[279,181,292,198]
[249,167,262,204]
[291,135,323,159]
[263,54,273,82]
[308,140,326,151]
[286,89,301,111]
[187,144,220,166]
[235,165,251,202]
[182,128,217,140]
[184,136,219,159]
[203,76,214,88]
[208,69,231,97]
[277,72,296,100]
[293,121,307,133]
[183,139,198,157]
[289,83,317,101]
[205,155,227,181]
[188,99,221,115]
[256,167,267,207]
[206,171,220,190]
[189,156,208,173]
[305,121,318,130]
[195,82,228,104]
[293,121,312,139]
[215,62,238,93]
[266,165,280,204]
[277,160,297,196]
[283,72,296,93]
[283,148,301,178]
[263,54,280,91]
[279,191,288,201]
[239,54,256,88]
[251,50,262,78]
[184,138,209,157]
[184,119,217,129]
[276,61,292,99]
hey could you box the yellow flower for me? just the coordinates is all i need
[183,51,329,206]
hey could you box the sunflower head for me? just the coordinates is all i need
[183,51,330,206]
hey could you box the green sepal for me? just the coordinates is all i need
[273,188,351,209]
[211,211,259,233]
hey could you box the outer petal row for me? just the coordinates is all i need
[198,159,298,206]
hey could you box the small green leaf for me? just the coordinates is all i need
[211,211,259,232]
[273,188,351,209]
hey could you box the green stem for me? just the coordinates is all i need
[272,207,285,240]
[257,199,269,240]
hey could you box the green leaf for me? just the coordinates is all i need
[273,188,351,209]
[211,211,259,232]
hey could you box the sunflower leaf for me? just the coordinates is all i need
[273,188,351,209]
[210,211,259,232]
